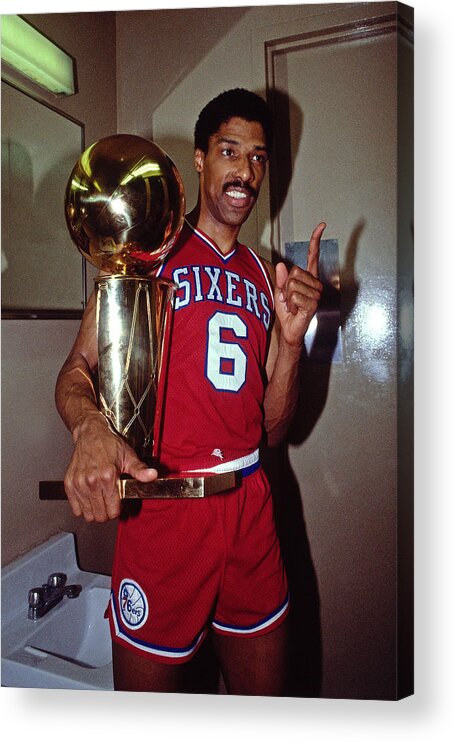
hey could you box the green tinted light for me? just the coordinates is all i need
[1,15,75,96]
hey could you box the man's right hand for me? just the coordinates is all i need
[64,411,158,522]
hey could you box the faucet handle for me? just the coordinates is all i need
[65,584,82,599]
[46,572,67,589]
[28,587,45,608]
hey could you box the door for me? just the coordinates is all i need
[261,8,413,699]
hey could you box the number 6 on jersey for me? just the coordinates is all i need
[206,311,248,392]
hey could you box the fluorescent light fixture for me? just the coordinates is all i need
[1,15,76,97]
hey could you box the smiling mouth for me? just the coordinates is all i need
[224,182,257,204]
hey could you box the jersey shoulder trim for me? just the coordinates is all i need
[245,246,275,307]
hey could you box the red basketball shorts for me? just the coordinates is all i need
[107,459,289,664]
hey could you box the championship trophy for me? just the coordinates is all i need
[40,134,234,502]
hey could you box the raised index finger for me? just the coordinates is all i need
[306,222,326,278]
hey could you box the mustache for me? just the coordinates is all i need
[223,180,258,198]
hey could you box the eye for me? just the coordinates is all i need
[221,147,236,158]
[251,152,268,164]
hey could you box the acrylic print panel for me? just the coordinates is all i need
[0,0,414,706]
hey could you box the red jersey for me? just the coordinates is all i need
[156,220,274,473]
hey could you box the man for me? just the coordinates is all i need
[56,88,325,695]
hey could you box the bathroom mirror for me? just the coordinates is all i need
[1,80,86,318]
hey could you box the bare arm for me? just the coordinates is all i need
[56,291,102,437]
[55,291,157,523]
[263,222,326,447]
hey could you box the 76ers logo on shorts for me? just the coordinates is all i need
[119,579,149,630]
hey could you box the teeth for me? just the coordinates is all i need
[226,190,248,200]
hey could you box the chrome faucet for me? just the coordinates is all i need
[28,572,82,620]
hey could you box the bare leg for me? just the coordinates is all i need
[112,638,221,693]
[112,641,187,693]
[212,619,290,697]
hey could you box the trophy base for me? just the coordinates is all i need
[39,471,237,501]
[119,471,237,499]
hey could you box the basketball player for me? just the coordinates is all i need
[55,89,325,695]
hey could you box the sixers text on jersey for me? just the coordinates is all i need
[171,264,272,331]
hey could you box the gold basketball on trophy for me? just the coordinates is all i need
[64,134,185,275]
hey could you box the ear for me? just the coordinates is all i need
[194,148,205,174]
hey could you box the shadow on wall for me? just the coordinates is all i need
[267,88,303,245]
[263,220,361,697]
[120,6,251,117]
[262,88,362,696]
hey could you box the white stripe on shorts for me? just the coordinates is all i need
[212,594,290,635]
[183,449,259,475]
[110,593,205,660]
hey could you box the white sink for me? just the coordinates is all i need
[1,532,114,690]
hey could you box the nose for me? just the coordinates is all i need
[234,155,254,184]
